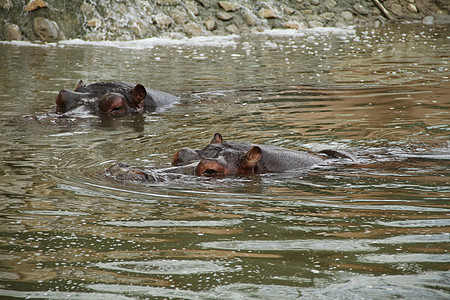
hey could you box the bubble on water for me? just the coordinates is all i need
[99,219,242,227]
[200,239,377,252]
[96,259,235,275]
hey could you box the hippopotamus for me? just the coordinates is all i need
[55,80,179,116]
[105,133,355,182]
[176,133,354,176]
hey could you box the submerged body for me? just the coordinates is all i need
[55,81,179,116]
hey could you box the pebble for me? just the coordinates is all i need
[389,3,403,16]
[197,0,210,8]
[87,18,101,29]
[154,14,172,29]
[324,0,337,9]
[422,15,434,25]
[283,21,301,29]
[282,4,295,15]
[185,1,199,16]
[283,21,306,30]
[5,23,22,40]
[341,11,353,21]
[1,0,13,10]
[225,24,239,34]
[320,12,334,20]
[406,3,418,13]
[217,11,233,21]
[33,17,60,41]
[172,10,187,24]
[308,20,324,28]
[258,8,277,19]
[25,0,47,12]
[353,3,369,15]
[218,1,240,12]
[242,9,257,26]
[183,23,202,36]
[203,16,216,30]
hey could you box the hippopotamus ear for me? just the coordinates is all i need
[74,80,85,91]
[242,146,262,169]
[129,84,147,105]
[210,133,223,144]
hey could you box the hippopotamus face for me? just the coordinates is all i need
[56,81,147,116]
[195,146,263,176]
[174,133,327,176]
[172,133,253,166]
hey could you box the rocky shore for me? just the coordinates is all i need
[1,0,449,42]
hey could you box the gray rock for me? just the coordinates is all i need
[353,4,369,15]
[155,0,181,5]
[242,9,257,26]
[282,4,295,15]
[422,16,434,25]
[196,0,210,8]
[172,10,187,24]
[217,11,233,21]
[406,3,418,13]
[218,1,240,12]
[184,23,202,36]
[154,14,172,29]
[310,0,320,6]
[283,21,305,29]
[389,3,403,16]
[225,23,239,34]
[185,1,199,16]
[320,12,334,20]
[308,20,324,27]
[258,8,277,19]
[341,11,353,21]
[25,0,47,12]
[87,18,101,29]
[324,0,337,9]
[33,17,60,42]
[5,23,22,40]
[203,16,216,30]
[0,0,13,10]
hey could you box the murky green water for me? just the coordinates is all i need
[0,25,449,299]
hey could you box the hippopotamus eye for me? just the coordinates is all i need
[111,106,124,112]
[203,169,218,176]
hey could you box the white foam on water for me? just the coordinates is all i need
[253,27,356,37]
[0,40,57,48]
[0,35,238,49]
[0,27,357,49]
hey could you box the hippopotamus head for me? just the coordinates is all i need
[195,146,263,176]
[172,133,254,166]
[55,80,147,116]
[182,133,333,176]
[172,133,225,166]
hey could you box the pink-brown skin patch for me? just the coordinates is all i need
[172,148,201,166]
[99,93,146,116]
[195,146,262,176]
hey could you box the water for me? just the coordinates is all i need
[0,24,449,299]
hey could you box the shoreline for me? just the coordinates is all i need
[1,0,449,42]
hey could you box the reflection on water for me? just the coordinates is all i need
[0,24,449,299]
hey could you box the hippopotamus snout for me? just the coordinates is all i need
[55,89,79,113]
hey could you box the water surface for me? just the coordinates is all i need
[0,24,449,299]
